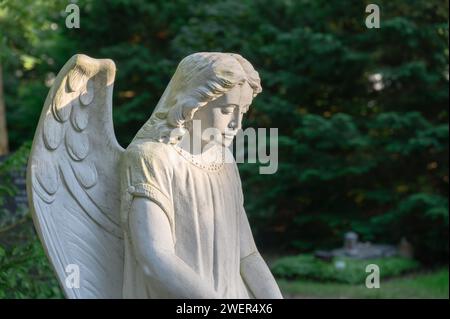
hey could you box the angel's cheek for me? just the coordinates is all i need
[210,108,232,134]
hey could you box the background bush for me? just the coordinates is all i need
[0,227,64,299]
[271,254,421,284]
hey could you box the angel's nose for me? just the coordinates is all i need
[228,110,242,130]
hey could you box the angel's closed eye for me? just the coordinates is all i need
[221,105,236,115]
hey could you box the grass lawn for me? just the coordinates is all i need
[279,268,449,299]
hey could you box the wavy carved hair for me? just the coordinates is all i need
[133,52,262,144]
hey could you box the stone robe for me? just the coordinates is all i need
[120,140,253,298]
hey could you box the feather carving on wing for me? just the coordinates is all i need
[27,54,124,298]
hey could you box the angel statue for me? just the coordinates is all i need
[27,52,283,299]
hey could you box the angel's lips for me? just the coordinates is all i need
[222,130,238,139]
[222,133,236,140]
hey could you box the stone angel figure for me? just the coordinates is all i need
[27,53,282,299]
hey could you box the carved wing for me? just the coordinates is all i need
[27,54,124,298]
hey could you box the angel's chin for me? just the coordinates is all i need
[222,140,233,147]
[221,135,235,147]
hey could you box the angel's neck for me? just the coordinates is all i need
[177,131,210,155]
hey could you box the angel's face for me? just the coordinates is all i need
[191,82,253,147]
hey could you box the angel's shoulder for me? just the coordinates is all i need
[124,140,178,166]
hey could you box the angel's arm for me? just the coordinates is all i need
[129,197,219,299]
[239,208,283,299]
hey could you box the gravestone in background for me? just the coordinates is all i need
[0,154,29,231]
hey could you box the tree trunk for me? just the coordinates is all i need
[0,61,9,155]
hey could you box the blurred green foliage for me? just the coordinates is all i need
[0,0,448,265]
[0,225,64,298]
[272,254,420,284]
